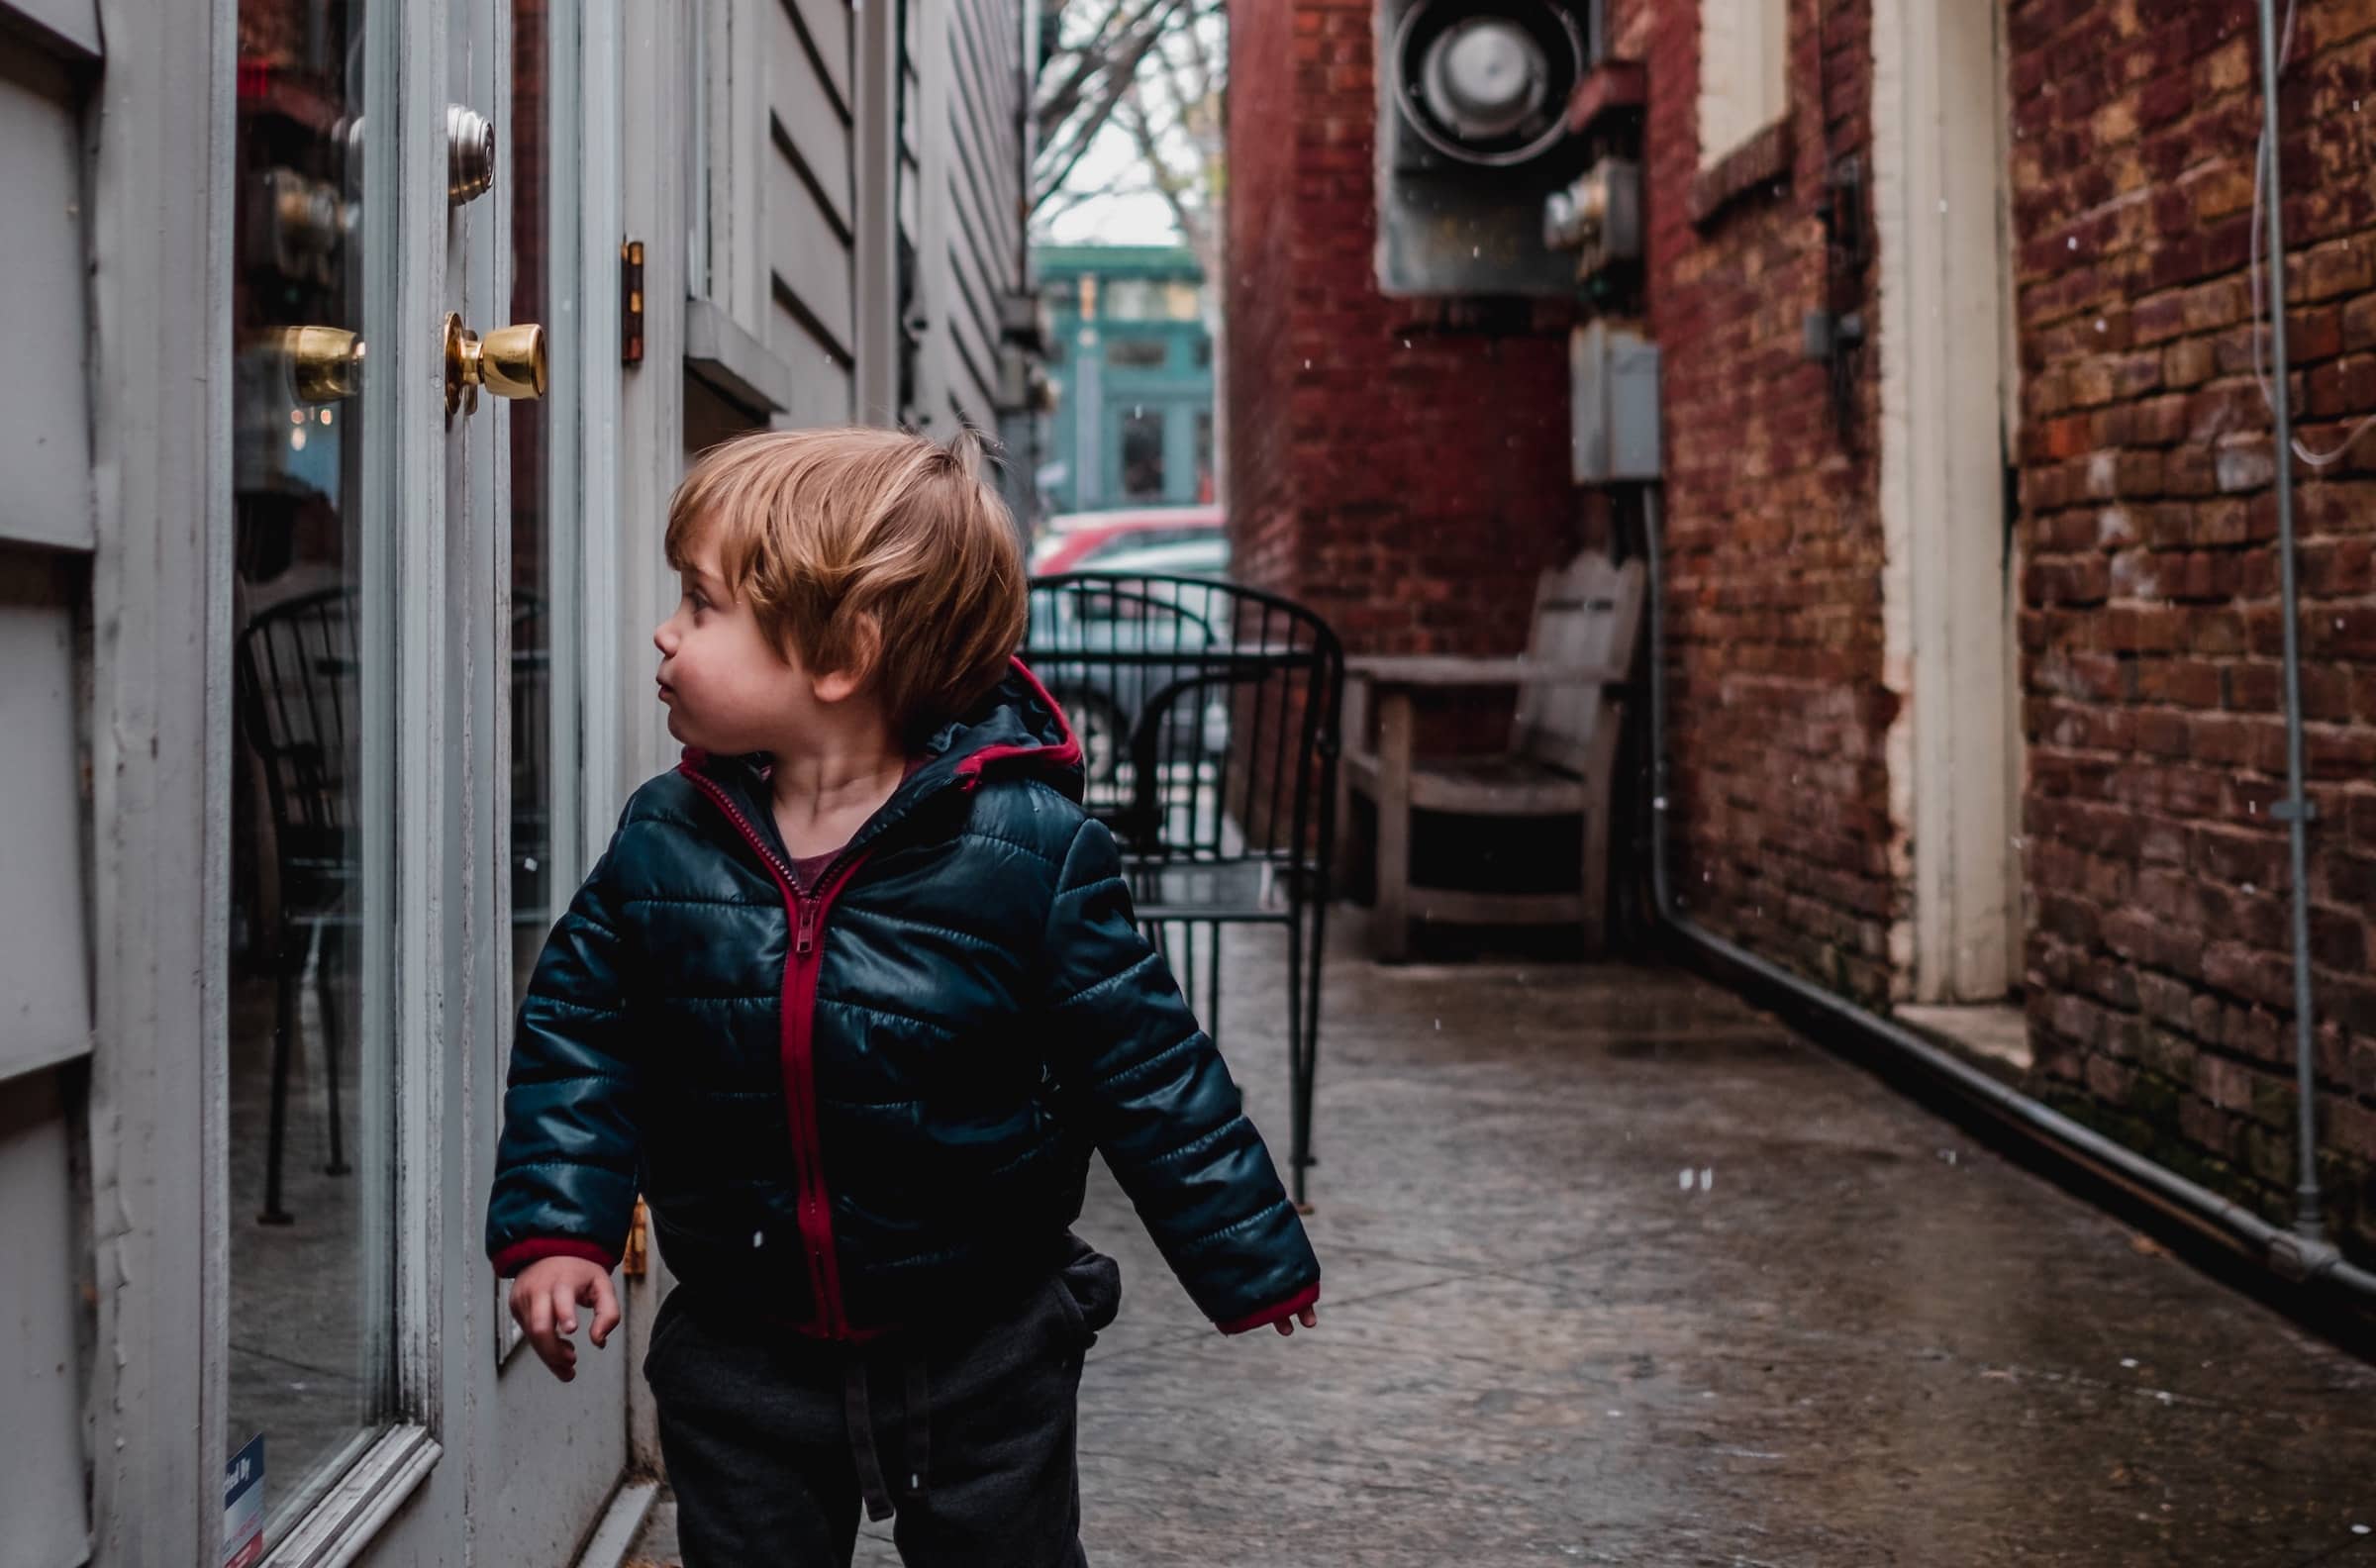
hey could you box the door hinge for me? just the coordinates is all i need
[623,1196,650,1279]
[622,238,646,366]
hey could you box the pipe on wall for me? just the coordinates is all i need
[1637,489,2376,1308]
[2250,0,2328,1245]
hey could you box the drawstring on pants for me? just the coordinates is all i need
[843,1352,931,1522]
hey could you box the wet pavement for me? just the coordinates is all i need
[626,925,2376,1566]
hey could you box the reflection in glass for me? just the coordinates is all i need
[228,0,390,1538]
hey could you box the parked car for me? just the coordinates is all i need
[1068,534,1230,580]
[1024,567,1235,783]
[1030,504,1224,576]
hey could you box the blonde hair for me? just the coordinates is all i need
[665,425,1028,737]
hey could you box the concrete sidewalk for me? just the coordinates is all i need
[628,927,2376,1566]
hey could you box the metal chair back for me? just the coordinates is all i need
[1023,571,1343,1205]
[235,585,361,902]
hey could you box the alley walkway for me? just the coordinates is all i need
[627,928,2376,1566]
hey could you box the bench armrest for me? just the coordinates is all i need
[1344,655,1632,690]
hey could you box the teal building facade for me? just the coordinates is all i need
[1037,245,1215,514]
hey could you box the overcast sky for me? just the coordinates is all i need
[1035,95,1192,247]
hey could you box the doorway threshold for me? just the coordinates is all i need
[1896,1003,2032,1078]
[571,1477,660,1568]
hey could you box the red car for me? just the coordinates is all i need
[1030,504,1224,577]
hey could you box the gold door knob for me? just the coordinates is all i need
[442,314,547,421]
[274,326,367,403]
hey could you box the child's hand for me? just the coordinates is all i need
[1272,1306,1319,1336]
[510,1256,621,1382]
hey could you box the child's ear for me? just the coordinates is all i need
[810,613,882,705]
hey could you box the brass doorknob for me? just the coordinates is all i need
[274,326,367,403]
[442,314,546,421]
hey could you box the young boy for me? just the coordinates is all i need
[486,426,1320,1566]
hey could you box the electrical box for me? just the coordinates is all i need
[1541,155,1642,284]
[1375,0,1594,297]
[1570,320,1660,482]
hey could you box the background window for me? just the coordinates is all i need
[1106,337,1167,368]
[1104,278,1159,320]
[1699,0,1788,166]
[1120,409,1166,498]
[1164,281,1202,320]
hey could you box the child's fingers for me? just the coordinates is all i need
[587,1271,622,1348]
[1269,1306,1319,1336]
[550,1278,579,1336]
[519,1289,575,1380]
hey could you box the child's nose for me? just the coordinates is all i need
[652,621,674,655]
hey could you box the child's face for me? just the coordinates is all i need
[651,534,826,754]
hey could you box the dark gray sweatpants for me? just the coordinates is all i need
[645,1242,1123,1568]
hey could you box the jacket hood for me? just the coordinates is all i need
[926,657,1085,801]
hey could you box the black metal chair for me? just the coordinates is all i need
[1024,572,1343,1205]
[234,585,359,1225]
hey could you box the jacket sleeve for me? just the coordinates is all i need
[1039,815,1320,1331]
[484,840,644,1278]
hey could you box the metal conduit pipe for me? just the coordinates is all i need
[2252,0,2327,1246]
[1638,489,2376,1307]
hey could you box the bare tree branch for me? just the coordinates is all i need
[1030,0,1195,211]
[1115,85,1204,255]
[1036,172,1164,228]
[1033,0,1157,143]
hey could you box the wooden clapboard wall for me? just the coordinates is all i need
[910,0,1026,434]
[701,0,1026,439]
[763,0,859,428]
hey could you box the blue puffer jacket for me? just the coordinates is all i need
[485,662,1320,1338]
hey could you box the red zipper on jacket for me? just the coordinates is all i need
[680,764,871,1339]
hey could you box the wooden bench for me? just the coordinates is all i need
[1338,551,1646,960]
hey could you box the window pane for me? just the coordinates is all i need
[1106,337,1167,368]
[1104,278,1158,320]
[1165,281,1201,320]
[228,0,395,1537]
[1120,410,1166,499]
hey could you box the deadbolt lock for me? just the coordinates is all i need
[446,105,496,206]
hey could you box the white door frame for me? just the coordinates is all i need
[82,1,230,1560]
[1873,0,2022,1005]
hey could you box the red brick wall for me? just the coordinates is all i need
[1614,0,1897,999]
[2006,0,2376,1247]
[1227,0,2376,1254]
[1224,0,1576,668]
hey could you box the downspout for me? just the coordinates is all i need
[2251,0,2326,1248]
[1639,489,2376,1306]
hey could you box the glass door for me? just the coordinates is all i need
[227,1,398,1536]
[223,0,557,1551]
